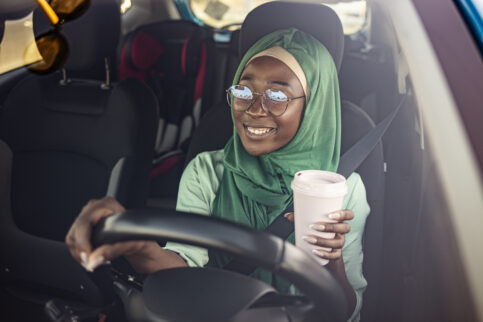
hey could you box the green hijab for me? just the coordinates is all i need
[210,28,341,292]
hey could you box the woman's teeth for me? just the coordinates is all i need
[247,127,273,135]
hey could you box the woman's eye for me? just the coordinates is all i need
[233,86,253,99]
[266,89,287,101]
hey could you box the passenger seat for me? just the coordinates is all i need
[0,0,158,314]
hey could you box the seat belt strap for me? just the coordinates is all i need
[224,96,406,275]
[337,95,406,178]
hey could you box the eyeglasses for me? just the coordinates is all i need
[28,0,91,74]
[226,85,305,117]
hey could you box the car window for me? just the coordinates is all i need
[190,0,367,34]
[0,12,42,75]
[120,0,132,14]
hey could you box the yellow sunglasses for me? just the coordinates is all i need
[29,0,90,74]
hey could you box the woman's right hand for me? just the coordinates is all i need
[66,197,150,272]
[66,197,187,273]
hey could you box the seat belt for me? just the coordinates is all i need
[224,95,407,275]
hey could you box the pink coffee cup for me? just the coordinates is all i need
[291,170,347,265]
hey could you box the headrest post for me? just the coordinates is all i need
[101,58,111,90]
[59,68,70,86]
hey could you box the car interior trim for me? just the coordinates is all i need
[107,157,127,199]
[385,0,483,319]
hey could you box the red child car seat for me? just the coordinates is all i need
[119,21,215,181]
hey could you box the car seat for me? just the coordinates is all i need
[186,2,385,322]
[0,0,158,317]
[147,27,243,209]
[118,21,216,188]
[339,34,399,123]
[221,29,242,97]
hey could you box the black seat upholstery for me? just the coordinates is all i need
[0,0,158,312]
[222,29,242,94]
[1,74,157,240]
[339,35,399,123]
[184,102,233,168]
[0,0,158,242]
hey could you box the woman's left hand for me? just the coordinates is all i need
[285,209,354,262]
[286,210,357,317]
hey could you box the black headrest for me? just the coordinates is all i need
[229,29,241,55]
[240,2,344,71]
[33,0,120,73]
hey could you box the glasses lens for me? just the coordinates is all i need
[50,0,90,22]
[28,31,69,74]
[228,85,253,111]
[264,89,288,116]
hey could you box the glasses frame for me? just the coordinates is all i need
[226,85,305,117]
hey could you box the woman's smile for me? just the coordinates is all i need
[244,124,277,138]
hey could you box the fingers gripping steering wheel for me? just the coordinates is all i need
[92,208,347,322]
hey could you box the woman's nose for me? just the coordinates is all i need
[246,96,268,117]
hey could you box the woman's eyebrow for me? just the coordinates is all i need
[267,80,292,88]
[239,77,293,88]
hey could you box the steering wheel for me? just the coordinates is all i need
[92,208,347,322]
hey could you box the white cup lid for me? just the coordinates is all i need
[291,170,347,198]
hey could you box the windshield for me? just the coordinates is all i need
[190,0,367,34]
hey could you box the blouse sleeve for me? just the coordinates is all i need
[163,153,217,267]
[342,172,371,322]
[163,151,224,267]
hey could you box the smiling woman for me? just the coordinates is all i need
[163,28,369,320]
[2,0,482,320]
[63,26,370,321]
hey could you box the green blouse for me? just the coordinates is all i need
[165,150,370,321]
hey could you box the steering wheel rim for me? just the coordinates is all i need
[92,208,347,321]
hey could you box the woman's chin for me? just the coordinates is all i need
[241,139,277,156]
[241,141,269,156]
